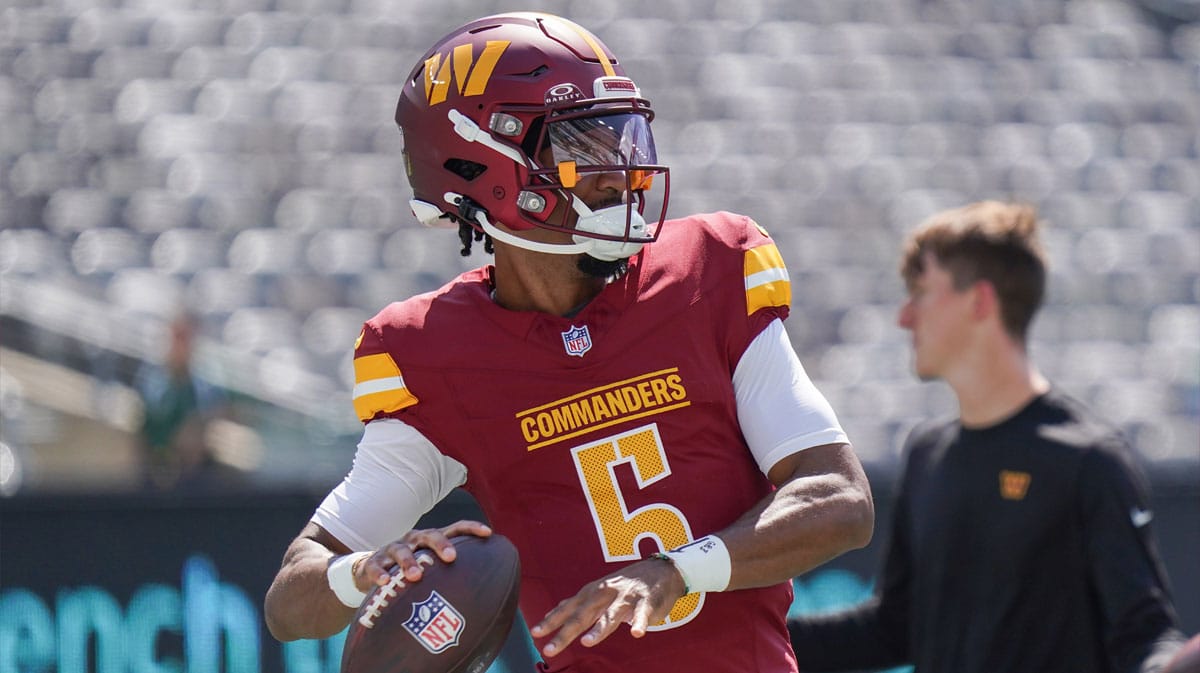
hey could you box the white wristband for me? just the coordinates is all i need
[327,552,371,608]
[664,535,731,593]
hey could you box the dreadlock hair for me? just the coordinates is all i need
[457,219,494,257]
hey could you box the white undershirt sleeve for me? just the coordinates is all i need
[311,418,467,552]
[733,318,849,476]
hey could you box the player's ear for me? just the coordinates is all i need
[971,280,998,323]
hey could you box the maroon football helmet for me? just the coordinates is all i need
[395,12,670,261]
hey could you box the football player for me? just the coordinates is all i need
[266,13,874,672]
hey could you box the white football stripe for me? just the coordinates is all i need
[353,375,407,399]
[745,267,790,290]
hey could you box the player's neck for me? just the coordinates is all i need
[947,338,1049,429]
[491,248,606,317]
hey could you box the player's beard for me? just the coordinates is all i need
[577,254,628,280]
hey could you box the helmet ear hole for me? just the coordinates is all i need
[445,158,488,181]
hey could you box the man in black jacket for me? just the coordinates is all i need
[789,201,1187,673]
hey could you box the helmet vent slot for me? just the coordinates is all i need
[445,158,488,181]
[519,65,549,78]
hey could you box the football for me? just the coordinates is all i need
[341,534,522,673]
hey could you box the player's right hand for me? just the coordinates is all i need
[357,520,492,591]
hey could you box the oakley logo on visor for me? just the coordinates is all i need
[546,83,587,105]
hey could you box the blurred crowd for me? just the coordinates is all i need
[0,0,1197,495]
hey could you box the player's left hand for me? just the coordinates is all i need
[529,556,687,658]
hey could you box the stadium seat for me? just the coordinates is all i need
[93,47,177,81]
[186,268,261,317]
[2,8,72,47]
[1148,303,1200,345]
[223,12,308,52]
[272,81,352,123]
[0,228,63,276]
[43,189,120,233]
[115,79,199,123]
[194,78,274,119]
[106,267,184,317]
[53,114,129,156]
[306,228,381,275]
[70,228,146,276]
[150,228,224,275]
[223,306,302,354]
[249,46,325,85]
[1,0,1195,479]
[68,8,154,50]
[147,10,230,51]
[323,47,409,85]
[172,46,255,81]
[302,306,371,358]
[11,45,94,81]
[228,229,306,275]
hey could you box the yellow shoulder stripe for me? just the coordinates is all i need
[744,243,791,315]
[352,353,418,421]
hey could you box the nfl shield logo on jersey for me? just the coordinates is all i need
[561,325,592,357]
[403,591,465,653]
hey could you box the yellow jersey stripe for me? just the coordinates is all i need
[746,281,791,315]
[352,352,418,420]
[353,376,406,399]
[355,353,400,382]
[744,243,786,277]
[745,267,789,290]
[353,388,418,421]
[744,244,791,315]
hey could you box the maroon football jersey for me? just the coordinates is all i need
[352,212,799,672]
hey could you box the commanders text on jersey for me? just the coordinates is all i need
[517,368,689,450]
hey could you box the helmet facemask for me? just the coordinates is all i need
[441,87,669,262]
[516,101,669,260]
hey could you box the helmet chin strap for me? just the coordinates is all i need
[443,192,592,256]
[445,108,646,262]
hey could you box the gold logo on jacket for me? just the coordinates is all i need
[999,470,1031,500]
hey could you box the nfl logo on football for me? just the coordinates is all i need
[403,591,466,654]
[562,325,592,357]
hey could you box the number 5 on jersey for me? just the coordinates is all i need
[570,423,704,629]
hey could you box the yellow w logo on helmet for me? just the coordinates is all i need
[423,40,510,106]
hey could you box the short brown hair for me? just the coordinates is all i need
[900,201,1047,342]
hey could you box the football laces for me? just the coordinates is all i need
[358,553,436,629]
